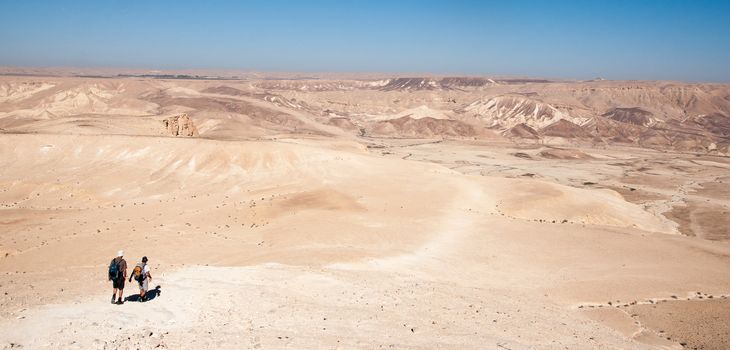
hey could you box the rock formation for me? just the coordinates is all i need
[162,113,198,137]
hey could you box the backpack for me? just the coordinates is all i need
[108,259,120,280]
[133,263,146,282]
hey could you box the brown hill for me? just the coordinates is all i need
[540,119,591,138]
[582,117,643,144]
[369,116,482,138]
[202,85,248,96]
[691,113,730,138]
[602,107,655,126]
[505,123,540,139]
[327,117,361,134]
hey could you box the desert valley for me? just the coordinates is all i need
[1,71,730,349]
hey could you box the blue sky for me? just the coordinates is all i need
[1,0,729,81]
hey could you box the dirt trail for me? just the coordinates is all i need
[351,179,488,271]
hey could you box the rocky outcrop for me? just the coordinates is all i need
[163,113,199,137]
[463,94,586,130]
[377,77,499,91]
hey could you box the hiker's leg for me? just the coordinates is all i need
[141,279,149,301]
[116,279,125,303]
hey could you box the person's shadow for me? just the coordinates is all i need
[124,285,161,302]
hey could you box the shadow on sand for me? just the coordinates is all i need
[124,285,161,303]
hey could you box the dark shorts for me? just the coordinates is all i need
[112,277,125,289]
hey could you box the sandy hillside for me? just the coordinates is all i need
[1,75,730,349]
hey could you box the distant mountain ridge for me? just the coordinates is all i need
[1,75,729,154]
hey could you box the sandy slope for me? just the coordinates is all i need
[2,132,730,349]
[1,76,730,349]
[0,264,657,350]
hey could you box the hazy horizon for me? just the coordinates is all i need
[1,0,729,82]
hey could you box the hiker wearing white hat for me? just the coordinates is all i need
[108,250,128,304]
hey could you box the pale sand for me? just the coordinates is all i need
[1,76,729,349]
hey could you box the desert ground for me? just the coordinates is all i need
[1,73,729,349]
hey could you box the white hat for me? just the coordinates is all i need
[117,250,124,257]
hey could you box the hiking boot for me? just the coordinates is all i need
[111,295,116,304]
[117,298,124,305]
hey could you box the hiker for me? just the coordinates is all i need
[129,256,152,302]
[108,250,127,304]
